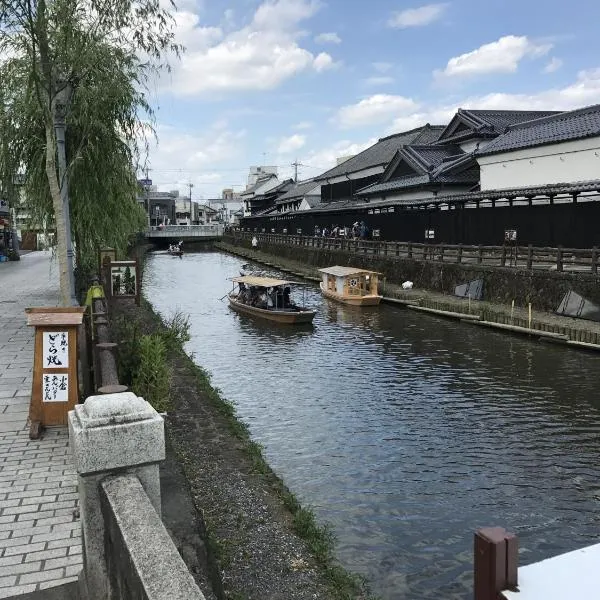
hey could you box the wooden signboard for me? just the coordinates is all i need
[108,260,140,306]
[26,307,85,439]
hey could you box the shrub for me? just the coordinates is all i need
[131,334,171,412]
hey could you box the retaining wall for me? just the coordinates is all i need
[231,236,600,312]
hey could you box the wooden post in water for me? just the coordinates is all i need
[510,300,515,325]
[474,527,518,600]
[556,245,564,272]
[528,303,532,329]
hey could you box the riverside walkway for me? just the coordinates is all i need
[0,252,81,597]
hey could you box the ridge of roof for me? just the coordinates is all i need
[313,124,440,181]
[502,103,599,132]
[478,103,600,156]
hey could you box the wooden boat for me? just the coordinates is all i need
[228,276,316,324]
[168,242,184,257]
[318,266,382,306]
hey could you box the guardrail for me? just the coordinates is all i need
[147,224,224,238]
[233,232,600,273]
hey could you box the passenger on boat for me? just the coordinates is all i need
[283,286,292,308]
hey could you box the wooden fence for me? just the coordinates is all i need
[234,232,600,274]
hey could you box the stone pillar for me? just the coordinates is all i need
[68,392,165,600]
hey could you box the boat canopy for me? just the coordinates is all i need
[230,275,301,288]
[318,266,381,277]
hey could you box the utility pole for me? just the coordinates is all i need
[187,182,193,225]
[291,159,303,182]
[144,167,152,228]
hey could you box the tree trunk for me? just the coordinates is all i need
[45,123,70,306]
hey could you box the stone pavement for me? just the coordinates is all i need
[0,252,82,597]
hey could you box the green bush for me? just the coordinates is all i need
[132,334,171,412]
[161,310,191,353]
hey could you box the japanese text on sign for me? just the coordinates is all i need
[42,374,69,402]
[42,331,69,368]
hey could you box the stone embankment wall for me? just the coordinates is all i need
[230,235,600,312]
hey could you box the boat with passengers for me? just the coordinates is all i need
[319,266,382,306]
[228,275,316,324]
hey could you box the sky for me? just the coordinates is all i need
[145,0,600,200]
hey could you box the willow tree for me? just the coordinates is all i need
[0,0,180,304]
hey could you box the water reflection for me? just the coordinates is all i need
[144,250,600,600]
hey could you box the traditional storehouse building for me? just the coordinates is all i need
[244,178,295,217]
[476,104,600,190]
[356,144,479,203]
[240,173,281,216]
[240,104,600,247]
[275,179,321,213]
[314,124,445,204]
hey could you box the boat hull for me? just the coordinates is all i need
[228,296,316,324]
[319,282,382,306]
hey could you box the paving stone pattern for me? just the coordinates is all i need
[0,253,82,597]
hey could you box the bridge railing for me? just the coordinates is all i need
[232,231,600,273]
[147,224,224,237]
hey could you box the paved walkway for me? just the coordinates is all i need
[0,252,82,597]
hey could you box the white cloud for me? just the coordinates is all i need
[166,0,337,96]
[386,68,600,133]
[373,62,394,73]
[313,51,337,72]
[293,121,313,129]
[278,133,306,153]
[435,35,552,79]
[364,76,395,87]
[315,32,341,44]
[147,123,246,197]
[388,3,448,28]
[303,138,378,174]
[544,57,563,74]
[335,94,419,128]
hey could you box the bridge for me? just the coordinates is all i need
[146,224,224,242]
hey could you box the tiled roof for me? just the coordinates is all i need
[477,104,600,156]
[314,124,445,181]
[436,109,561,143]
[403,145,463,171]
[275,179,320,203]
[358,150,479,196]
[240,173,278,196]
[356,174,431,196]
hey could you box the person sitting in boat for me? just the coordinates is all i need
[283,286,292,308]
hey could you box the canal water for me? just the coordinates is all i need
[144,250,600,600]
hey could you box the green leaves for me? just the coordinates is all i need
[0,0,181,275]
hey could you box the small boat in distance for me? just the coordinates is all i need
[319,266,382,306]
[228,276,316,324]
[168,241,184,257]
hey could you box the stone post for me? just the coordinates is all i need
[68,392,165,600]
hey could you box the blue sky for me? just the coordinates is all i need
[147,0,600,199]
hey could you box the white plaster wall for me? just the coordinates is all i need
[478,137,600,190]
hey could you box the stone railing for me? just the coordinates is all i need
[69,392,206,600]
[146,224,224,238]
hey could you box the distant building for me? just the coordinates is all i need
[222,188,241,201]
[247,165,278,189]
[137,185,178,227]
[240,173,282,216]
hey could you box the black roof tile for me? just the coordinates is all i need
[436,109,561,143]
[275,179,320,203]
[314,124,445,181]
[477,104,600,156]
